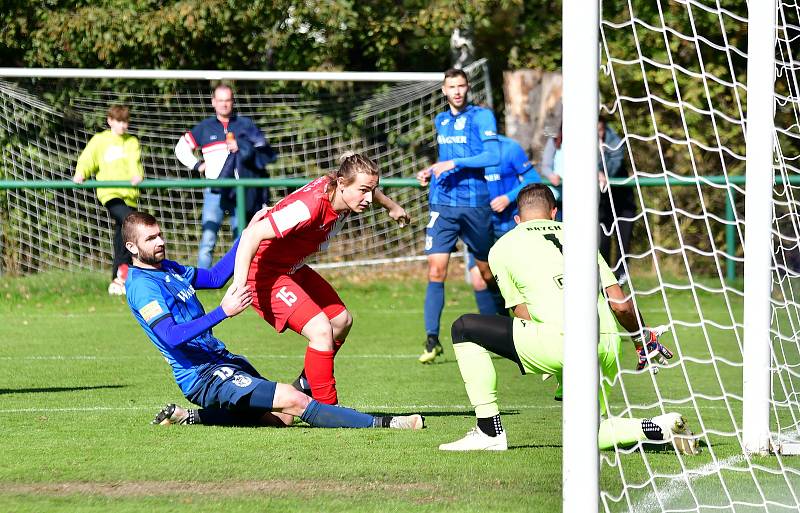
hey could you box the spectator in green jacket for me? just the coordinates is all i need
[72,105,144,295]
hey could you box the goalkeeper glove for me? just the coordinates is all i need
[633,326,673,372]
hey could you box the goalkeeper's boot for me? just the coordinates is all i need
[418,334,444,364]
[439,427,508,451]
[387,414,426,430]
[651,412,700,455]
[152,403,191,426]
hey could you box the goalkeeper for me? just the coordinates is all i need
[439,184,697,454]
[123,211,423,431]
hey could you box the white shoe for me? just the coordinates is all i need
[651,412,700,455]
[439,427,508,451]
[388,414,425,430]
[108,278,126,296]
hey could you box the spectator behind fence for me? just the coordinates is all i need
[72,105,143,296]
[174,83,276,269]
[538,125,564,220]
[597,116,635,284]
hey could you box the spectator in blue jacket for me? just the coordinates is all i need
[175,83,276,268]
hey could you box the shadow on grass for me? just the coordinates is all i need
[510,444,563,450]
[365,410,521,417]
[0,384,126,395]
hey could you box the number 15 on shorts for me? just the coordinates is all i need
[276,286,298,307]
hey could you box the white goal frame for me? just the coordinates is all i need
[562,1,780,510]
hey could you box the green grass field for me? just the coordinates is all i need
[1,269,800,512]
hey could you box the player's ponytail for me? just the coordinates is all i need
[327,152,379,187]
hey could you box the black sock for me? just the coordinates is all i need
[641,419,664,441]
[477,415,503,437]
[372,416,393,428]
[185,409,201,425]
[426,334,440,351]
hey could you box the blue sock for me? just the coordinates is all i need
[424,281,445,336]
[474,288,499,315]
[299,399,374,428]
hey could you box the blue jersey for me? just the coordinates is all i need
[126,260,233,395]
[430,104,498,207]
[485,135,541,236]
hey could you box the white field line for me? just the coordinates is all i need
[628,454,747,513]
[0,403,543,414]
[0,309,429,319]
[0,354,423,361]
[0,403,737,414]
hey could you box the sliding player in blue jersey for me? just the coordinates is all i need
[467,134,541,315]
[123,211,424,430]
[416,68,500,364]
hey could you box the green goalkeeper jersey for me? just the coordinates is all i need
[489,219,619,339]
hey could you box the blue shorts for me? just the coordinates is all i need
[467,226,511,270]
[185,355,277,411]
[425,205,493,261]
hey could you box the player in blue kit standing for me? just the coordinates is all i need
[467,134,541,314]
[416,68,500,364]
[123,211,424,430]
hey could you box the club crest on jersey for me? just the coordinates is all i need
[232,374,253,388]
[454,117,466,131]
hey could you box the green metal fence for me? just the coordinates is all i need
[0,175,783,281]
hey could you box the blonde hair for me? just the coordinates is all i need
[328,152,379,186]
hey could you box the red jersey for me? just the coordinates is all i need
[249,177,348,278]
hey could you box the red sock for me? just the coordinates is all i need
[304,347,337,405]
[333,339,345,355]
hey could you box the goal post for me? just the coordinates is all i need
[562,1,600,513]
[742,0,776,456]
[568,0,800,510]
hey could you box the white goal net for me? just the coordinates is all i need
[0,61,491,274]
[598,1,800,511]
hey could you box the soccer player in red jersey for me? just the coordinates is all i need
[232,153,408,405]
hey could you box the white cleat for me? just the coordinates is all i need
[389,414,425,430]
[439,427,508,451]
[152,403,190,425]
[652,412,700,455]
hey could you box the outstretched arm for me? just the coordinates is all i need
[374,188,410,226]
[194,238,240,289]
[152,284,252,348]
[433,139,501,179]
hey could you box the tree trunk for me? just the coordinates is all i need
[503,69,563,163]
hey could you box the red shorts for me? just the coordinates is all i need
[249,265,346,334]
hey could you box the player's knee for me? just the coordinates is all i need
[333,310,353,331]
[470,269,487,291]
[428,265,447,282]
[451,314,478,344]
[288,389,312,412]
[272,383,312,417]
